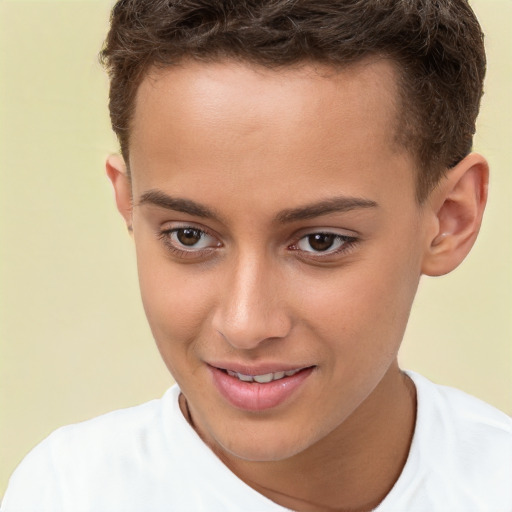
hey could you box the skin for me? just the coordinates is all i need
[107,58,488,511]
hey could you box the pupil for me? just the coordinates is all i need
[177,228,201,246]
[309,233,335,251]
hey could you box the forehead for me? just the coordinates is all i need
[129,58,415,209]
[132,58,399,150]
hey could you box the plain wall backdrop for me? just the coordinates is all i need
[1,0,511,499]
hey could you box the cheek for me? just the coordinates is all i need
[134,242,215,356]
[297,251,420,359]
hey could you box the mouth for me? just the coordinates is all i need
[209,364,315,411]
[223,367,307,383]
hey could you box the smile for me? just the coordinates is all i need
[225,368,302,383]
[210,365,315,411]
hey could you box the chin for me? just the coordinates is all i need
[220,438,304,462]
[206,420,324,463]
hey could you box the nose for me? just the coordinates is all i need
[211,253,292,350]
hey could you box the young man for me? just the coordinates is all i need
[2,1,511,511]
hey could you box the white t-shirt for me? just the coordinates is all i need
[2,371,511,512]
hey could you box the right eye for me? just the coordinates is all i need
[158,226,222,258]
[171,228,215,248]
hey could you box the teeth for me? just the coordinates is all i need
[226,368,302,383]
[253,373,274,383]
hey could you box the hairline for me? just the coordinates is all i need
[123,54,438,204]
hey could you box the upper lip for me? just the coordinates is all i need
[207,362,315,376]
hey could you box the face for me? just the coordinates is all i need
[119,59,434,462]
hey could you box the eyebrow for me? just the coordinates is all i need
[137,189,378,223]
[137,190,221,220]
[275,196,378,223]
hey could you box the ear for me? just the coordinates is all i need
[106,154,133,230]
[421,153,489,277]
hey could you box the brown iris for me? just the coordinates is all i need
[176,228,202,246]
[307,233,336,251]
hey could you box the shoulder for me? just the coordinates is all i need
[1,386,182,512]
[43,385,180,465]
[408,370,511,439]
[396,371,512,510]
[1,384,286,512]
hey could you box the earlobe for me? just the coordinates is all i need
[106,154,133,229]
[421,153,489,277]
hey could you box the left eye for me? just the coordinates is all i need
[296,233,352,253]
[168,228,218,250]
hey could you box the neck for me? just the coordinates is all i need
[213,364,416,512]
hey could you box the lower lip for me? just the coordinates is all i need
[209,366,314,412]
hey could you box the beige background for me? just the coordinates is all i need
[0,0,510,500]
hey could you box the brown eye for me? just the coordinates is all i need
[306,233,336,252]
[295,232,355,255]
[164,227,220,252]
[176,228,203,246]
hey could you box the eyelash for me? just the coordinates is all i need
[288,232,358,260]
[157,226,220,260]
[157,226,359,261]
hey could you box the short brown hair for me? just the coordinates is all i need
[100,0,486,201]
